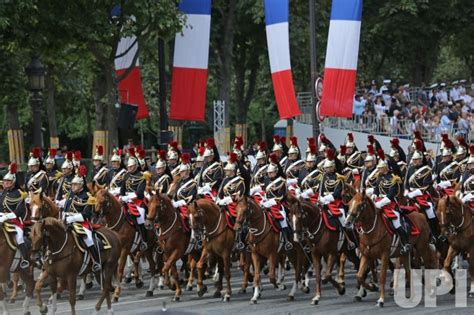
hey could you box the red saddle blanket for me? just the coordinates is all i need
[381,213,420,236]
[321,209,337,232]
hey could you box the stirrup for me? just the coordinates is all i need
[400,244,412,255]
[438,235,447,242]
[140,242,148,251]
[20,260,30,269]
[236,241,245,251]
[92,262,101,273]
[346,241,356,251]
[284,241,293,251]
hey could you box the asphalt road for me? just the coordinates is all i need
[6,259,474,315]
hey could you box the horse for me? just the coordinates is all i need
[30,218,121,315]
[29,190,60,222]
[188,198,235,302]
[0,221,35,315]
[345,191,437,307]
[234,196,304,304]
[437,195,474,297]
[94,189,159,301]
[146,193,200,301]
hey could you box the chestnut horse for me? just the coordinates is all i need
[234,196,304,304]
[31,218,121,315]
[188,199,235,302]
[94,189,159,301]
[345,191,437,307]
[437,195,474,297]
[146,193,201,301]
[0,221,35,315]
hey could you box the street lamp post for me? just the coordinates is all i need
[25,55,45,148]
[309,0,320,142]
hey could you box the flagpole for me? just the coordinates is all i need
[309,0,320,142]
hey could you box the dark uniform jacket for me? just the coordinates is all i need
[63,189,94,221]
[56,173,74,201]
[25,170,49,193]
[120,169,146,201]
[0,187,27,219]
[173,177,198,204]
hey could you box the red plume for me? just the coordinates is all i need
[309,144,317,155]
[259,141,267,151]
[441,133,449,140]
[139,149,146,159]
[158,150,167,160]
[229,152,238,164]
[198,146,206,156]
[442,138,452,149]
[281,136,286,144]
[320,134,329,145]
[326,148,335,161]
[273,135,281,144]
[66,151,73,161]
[377,149,385,160]
[390,138,400,147]
[414,131,422,140]
[414,139,424,151]
[128,147,136,157]
[169,141,178,150]
[206,138,215,149]
[367,144,375,155]
[457,136,466,146]
[49,148,57,157]
[136,144,143,153]
[181,153,190,164]
[470,145,474,155]
[307,137,316,146]
[347,133,354,142]
[234,136,243,148]
[290,136,298,146]
[269,153,279,164]
[31,147,41,158]
[340,145,347,156]
[74,150,81,161]
[368,135,375,144]
[96,145,104,156]
[10,162,17,174]
[79,165,87,177]
[118,149,123,156]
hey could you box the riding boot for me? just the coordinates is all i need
[336,215,356,250]
[281,227,293,251]
[88,245,101,272]
[138,224,149,251]
[427,218,440,243]
[395,227,412,255]
[18,243,30,269]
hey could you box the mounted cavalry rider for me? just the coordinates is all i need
[107,148,126,195]
[167,141,181,176]
[25,147,49,193]
[434,139,461,196]
[372,150,411,255]
[360,144,379,196]
[135,146,149,172]
[92,145,109,189]
[193,145,206,182]
[404,139,439,242]
[153,150,172,194]
[271,135,287,169]
[455,136,469,173]
[249,142,268,202]
[233,136,251,171]
[299,143,321,204]
[56,152,75,203]
[119,148,148,251]
[44,148,61,194]
[459,147,474,208]
[0,163,30,268]
[197,138,223,201]
[62,165,101,272]
[261,153,292,251]
[73,151,82,174]
[389,138,407,178]
[216,153,246,223]
[343,133,364,179]
[285,137,304,196]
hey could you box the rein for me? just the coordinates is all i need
[100,194,125,230]
[441,201,472,236]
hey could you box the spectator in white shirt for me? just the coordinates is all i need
[450,81,461,101]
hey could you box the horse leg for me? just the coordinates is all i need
[78,276,86,300]
[0,277,9,315]
[239,252,249,294]
[67,277,77,315]
[268,253,280,290]
[376,253,389,307]
[133,252,144,289]
[213,257,224,298]
[145,250,156,297]
[355,255,372,301]
[468,247,474,297]
[8,273,19,303]
[186,256,195,291]
[96,259,115,314]
[18,269,34,315]
[326,253,345,295]
[34,270,49,314]
[222,253,231,302]
[337,253,346,286]
[113,249,128,302]
[250,251,261,304]
[196,248,208,297]
[311,252,321,305]
[49,276,58,315]
[170,263,181,301]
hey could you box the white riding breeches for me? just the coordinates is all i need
[425,202,435,219]
[279,209,288,228]
[391,211,401,229]
[137,207,145,224]
[83,227,94,247]
[14,226,24,245]
[338,209,347,226]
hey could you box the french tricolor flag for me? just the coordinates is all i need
[170,0,212,121]
[115,35,149,120]
[320,0,362,118]
[264,0,300,119]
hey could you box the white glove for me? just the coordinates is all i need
[66,213,84,224]
[25,197,31,205]
[0,215,6,223]
[375,197,391,209]
[437,180,451,189]
[198,184,212,195]
[407,189,422,199]
[262,198,277,208]
[301,188,314,199]
[403,189,409,197]
[172,200,186,208]
[109,188,120,196]
[126,192,137,199]
[352,168,359,175]
[320,194,334,205]
[462,193,473,204]
[249,186,262,196]
[366,188,374,196]
[221,196,233,205]
[120,195,131,203]
[56,199,66,208]
[286,178,298,185]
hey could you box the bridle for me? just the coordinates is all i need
[97,192,123,230]
[439,197,471,236]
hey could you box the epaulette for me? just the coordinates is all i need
[336,174,345,181]
[143,171,152,183]
[391,175,402,185]
[87,192,97,206]
[19,190,28,199]
[55,171,63,179]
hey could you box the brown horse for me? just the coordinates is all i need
[188,199,235,301]
[345,191,437,307]
[0,222,35,315]
[146,193,200,301]
[29,191,60,222]
[437,195,474,297]
[234,196,304,304]
[31,218,120,315]
[94,189,159,301]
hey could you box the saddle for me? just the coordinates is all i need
[321,208,338,232]
[177,207,191,233]
[1,222,19,251]
[264,209,282,233]
[381,212,420,237]
[70,224,112,252]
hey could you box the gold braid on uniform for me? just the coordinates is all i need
[125,173,145,191]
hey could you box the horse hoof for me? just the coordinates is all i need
[213,291,222,298]
[238,288,246,294]
[8,298,15,304]
[311,299,319,305]
[321,279,328,285]
[172,296,180,302]
[186,285,193,291]
[263,268,269,275]
[113,297,119,303]
[40,306,48,314]
[78,294,84,300]
[279,284,286,291]
[222,296,230,302]
[369,284,378,292]
[376,301,384,308]
[57,293,61,300]
[86,282,93,290]
[159,285,164,290]
[287,295,294,301]
[125,277,132,284]
[362,289,367,297]
[302,286,310,294]
[354,296,362,302]
[250,299,257,304]
[468,292,474,298]
[136,280,144,289]
[338,287,346,296]
[145,291,153,297]
[198,285,208,297]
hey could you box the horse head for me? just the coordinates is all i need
[94,189,116,217]
[437,194,463,238]
[30,189,59,222]
[345,190,373,229]
[234,196,251,232]
[146,193,172,229]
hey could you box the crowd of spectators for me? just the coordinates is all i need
[352,79,474,141]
